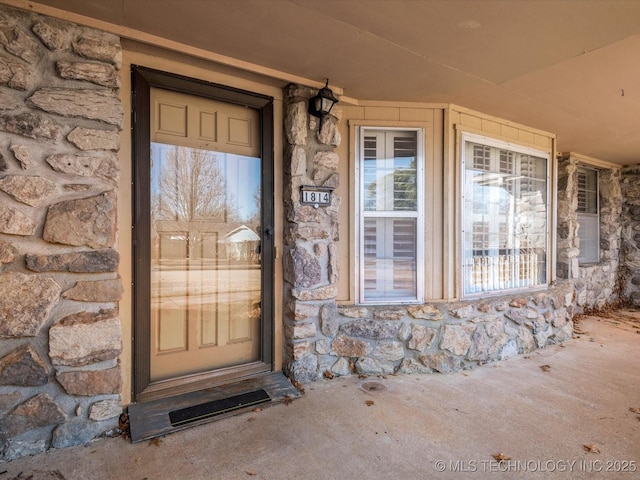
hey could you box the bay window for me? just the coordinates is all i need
[357,128,424,303]
[461,133,549,296]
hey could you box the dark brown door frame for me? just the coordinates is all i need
[131,66,275,402]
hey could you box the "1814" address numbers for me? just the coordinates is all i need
[300,186,331,206]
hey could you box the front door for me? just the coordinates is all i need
[133,68,274,402]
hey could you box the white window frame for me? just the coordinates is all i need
[460,132,551,299]
[355,126,425,304]
[576,166,600,265]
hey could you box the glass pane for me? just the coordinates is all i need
[364,132,417,212]
[150,143,261,380]
[363,217,417,301]
[463,141,547,295]
[578,214,599,264]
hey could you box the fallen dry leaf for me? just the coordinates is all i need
[283,395,293,405]
[135,456,142,462]
[492,453,511,463]
[247,417,256,422]
[540,364,551,372]
[583,444,600,454]
[254,407,262,413]
[323,370,334,379]
[292,381,305,395]
[118,413,131,438]
[148,438,162,448]
[246,470,257,476]
[118,413,129,429]
[629,407,640,414]
[365,400,375,407]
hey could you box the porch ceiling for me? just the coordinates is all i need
[21,0,640,165]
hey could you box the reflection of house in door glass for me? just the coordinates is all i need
[222,225,260,262]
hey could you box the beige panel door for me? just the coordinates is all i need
[149,88,262,382]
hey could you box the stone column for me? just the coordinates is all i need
[597,168,623,304]
[282,84,341,383]
[621,165,640,305]
[556,155,579,279]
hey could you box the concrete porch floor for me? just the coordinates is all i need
[2,311,640,480]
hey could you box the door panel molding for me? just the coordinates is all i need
[132,66,274,402]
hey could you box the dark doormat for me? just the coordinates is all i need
[169,388,271,427]
[128,372,300,443]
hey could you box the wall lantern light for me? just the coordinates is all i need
[308,79,339,130]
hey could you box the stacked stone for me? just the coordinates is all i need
[621,166,640,305]
[556,157,579,279]
[282,84,341,383]
[556,154,623,311]
[0,6,122,459]
[326,288,574,377]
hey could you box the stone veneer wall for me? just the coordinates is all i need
[283,84,575,383]
[621,166,640,306]
[556,154,623,312]
[0,6,123,460]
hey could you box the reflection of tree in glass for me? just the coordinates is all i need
[153,146,240,221]
[365,158,416,211]
[247,189,261,231]
[394,158,417,210]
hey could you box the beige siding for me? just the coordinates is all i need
[364,106,400,121]
[335,106,356,302]
[450,105,555,153]
[481,119,501,136]
[400,108,440,122]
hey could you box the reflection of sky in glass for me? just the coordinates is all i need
[151,142,260,221]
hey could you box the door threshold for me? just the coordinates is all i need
[128,372,300,443]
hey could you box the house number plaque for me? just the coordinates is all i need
[300,186,332,208]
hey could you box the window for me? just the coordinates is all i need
[576,167,599,264]
[357,128,424,303]
[461,133,549,296]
